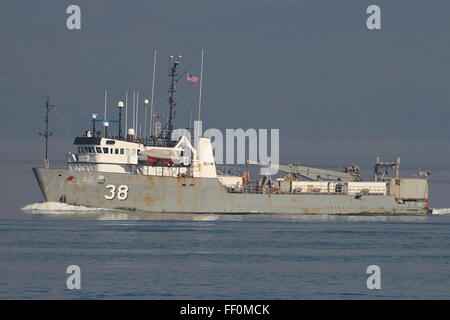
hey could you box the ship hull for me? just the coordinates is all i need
[33,168,429,214]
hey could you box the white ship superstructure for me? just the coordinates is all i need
[67,132,217,179]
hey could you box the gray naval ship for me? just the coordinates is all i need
[33,57,430,214]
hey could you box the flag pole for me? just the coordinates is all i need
[197,49,204,122]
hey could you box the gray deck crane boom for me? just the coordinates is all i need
[246,160,362,182]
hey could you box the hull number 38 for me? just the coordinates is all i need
[105,184,129,200]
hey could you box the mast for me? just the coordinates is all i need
[39,96,55,169]
[165,55,182,145]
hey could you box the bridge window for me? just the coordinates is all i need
[96,147,102,153]
[103,147,109,154]
[115,148,119,154]
[120,148,124,154]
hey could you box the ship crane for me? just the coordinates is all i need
[246,160,362,182]
[374,157,400,181]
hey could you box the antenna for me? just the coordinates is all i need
[103,90,108,137]
[125,91,128,135]
[149,50,157,139]
[132,90,136,130]
[190,108,193,133]
[136,92,139,137]
[144,98,149,138]
[39,96,55,168]
[198,49,204,122]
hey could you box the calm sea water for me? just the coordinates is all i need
[0,139,449,299]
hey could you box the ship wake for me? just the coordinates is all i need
[22,202,112,214]
[431,208,450,215]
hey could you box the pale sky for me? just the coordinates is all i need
[1,0,449,141]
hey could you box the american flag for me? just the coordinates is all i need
[186,73,199,83]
